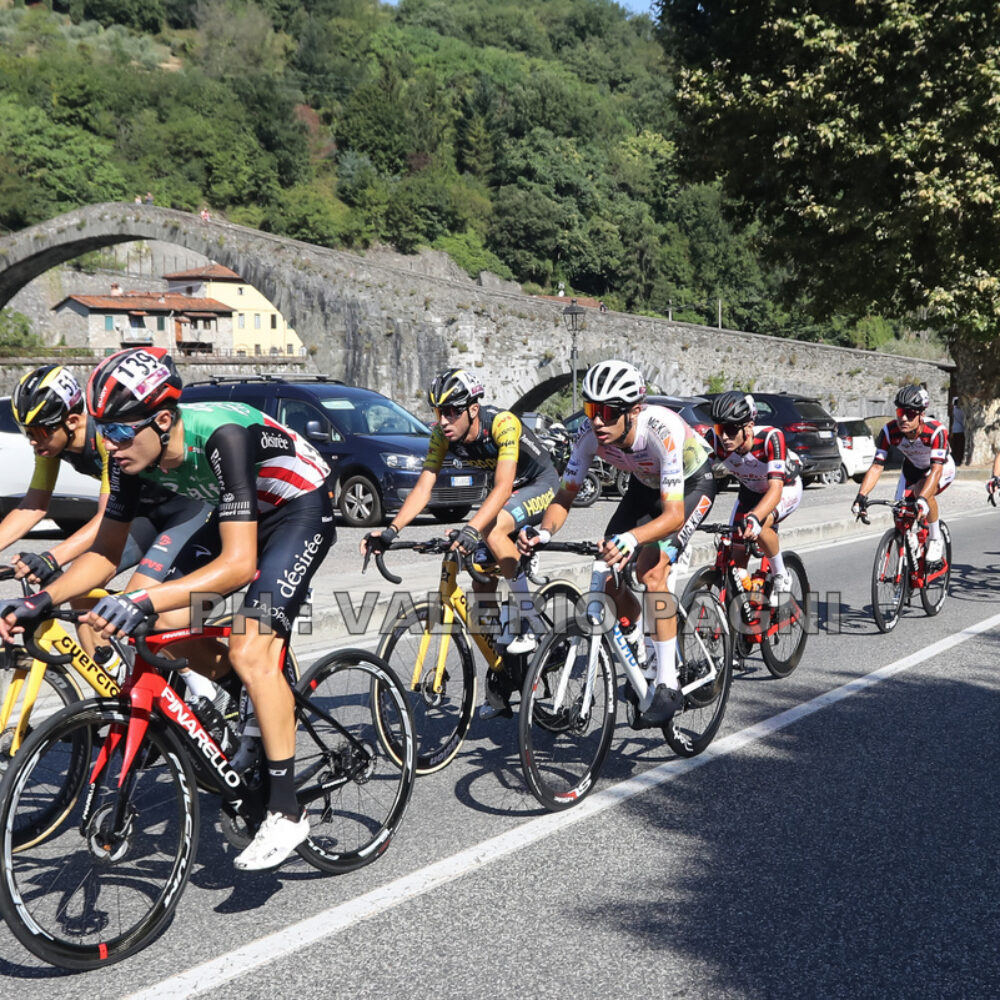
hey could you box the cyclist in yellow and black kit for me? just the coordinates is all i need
[362,369,559,709]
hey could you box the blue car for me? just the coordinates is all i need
[180,375,488,526]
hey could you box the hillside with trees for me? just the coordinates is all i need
[0,0,938,353]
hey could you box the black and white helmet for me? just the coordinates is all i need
[427,368,485,409]
[711,391,757,425]
[894,384,929,411]
[581,360,646,406]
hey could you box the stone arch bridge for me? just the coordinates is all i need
[0,203,952,417]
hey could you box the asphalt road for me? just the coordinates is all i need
[2,486,1000,997]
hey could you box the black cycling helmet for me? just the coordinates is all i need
[12,365,84,428]
[711,391,757,425]
[894,384,929,411]
[86,347,183,422]
[427,368,485,409]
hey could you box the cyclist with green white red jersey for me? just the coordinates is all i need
[0,365,216,653]
[0,348,334,872]
[519,360,718,729]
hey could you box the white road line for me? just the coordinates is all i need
[126,607,1000,1000]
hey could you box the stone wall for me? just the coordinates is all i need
[0,204,954,421]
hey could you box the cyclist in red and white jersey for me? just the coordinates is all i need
[851,384,953,564]
[703,391,803,603]
[519,360,716,726]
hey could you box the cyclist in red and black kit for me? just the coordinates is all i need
[703,391,803,603]
[852,384,954,565]
[0,348,335,871]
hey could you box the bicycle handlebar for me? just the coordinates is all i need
[697,522,763,558]
[22,609,80,665]
[363,536,496,586]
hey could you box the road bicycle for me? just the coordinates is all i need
[0,612,416,970]
[681,523,811,679]
[369,537,581,774]
[0,567,301,773]
[860,497,951,632]
[518,540,732,811]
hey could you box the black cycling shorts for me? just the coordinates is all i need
[117,494,218,583]
[504,468,560,530]
[605,461,717,564]
[236,488,336,638]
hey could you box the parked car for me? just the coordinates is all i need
[180,375,489,527]
[835,417,877,483]
[517,411,553,435]
[0,396,100,534]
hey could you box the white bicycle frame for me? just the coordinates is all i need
[549,559,723,718]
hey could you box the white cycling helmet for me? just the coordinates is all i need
[581,360,646,407]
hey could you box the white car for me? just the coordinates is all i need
[833,417,877,483]
[0,396,100,534]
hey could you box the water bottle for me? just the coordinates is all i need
[93,644,125,684]
[191,694,238,756]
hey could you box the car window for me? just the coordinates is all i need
[794,400,834,421]
[0,398,19,434]
[278,399,343,442]
[753,399,776,418]
[840,419,871,437]
[320,396,429,437]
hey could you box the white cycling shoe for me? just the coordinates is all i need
[925,537,944,564]
[234,810,309,871]
[769,571,793,607]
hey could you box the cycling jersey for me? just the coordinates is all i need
[704,425,801,492]
[106,402,330,524]
[423,406,553,488]
[28,414,111,495]
[564,406,710,502]
[873,418,949,469]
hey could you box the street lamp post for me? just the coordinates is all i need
[562,298,585,414]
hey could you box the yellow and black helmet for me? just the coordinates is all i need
[427,368,485,409]
[12,365,84,429]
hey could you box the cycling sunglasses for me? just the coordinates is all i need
[22,423,62,444]
[435,404,467,421]
[715,421,746,438]
[583,401,628,423]
[98,413,159,446]
[896,407,924,421]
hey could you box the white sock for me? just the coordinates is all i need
[652,639,678,688]
[181,668,216,702]
[508,573,543,633]
[927,520,941,540]
[769,552,786,576]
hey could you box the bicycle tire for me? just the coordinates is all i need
[759,553,810,679]
[376,600,476,774]
[294,649,416,874]
[920,521,951,616]
[0,698,198,970]
[667,592,733,757]
[871,528,907,633]
[535,579,583,633]
[1,663,82,777]
[518,624,617,811]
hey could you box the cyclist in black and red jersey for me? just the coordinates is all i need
[703,391,803,604]
[852,384,954,564]
[362,368,559,716]
[0,348,335,871]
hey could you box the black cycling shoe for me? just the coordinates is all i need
[479,669,513,720]
[639,684,683,726]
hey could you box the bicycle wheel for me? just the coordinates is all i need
[519,625,617,811]
[759,553,811,679]
[536,579,583,634]
[920,521,951,616]
[0,699,199,970]
[294,649,416,874]
[1,661,82,776]
[871,528,907,633]
[376,600,476,774]
[667,592,733,757]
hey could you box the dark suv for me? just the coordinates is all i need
[180,375,488,527]
[715,392,841,483]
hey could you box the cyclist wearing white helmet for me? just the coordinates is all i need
[703,390,803,604]
[852,384,953,564]
[519,359,717,727]
[362,367,559,716]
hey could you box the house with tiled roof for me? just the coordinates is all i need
[53,284,233,355]
[162,264,303,358]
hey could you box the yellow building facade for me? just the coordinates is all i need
[163,264,304,358]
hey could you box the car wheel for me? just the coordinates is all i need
[836,464,848,485]
[431,506,471,523]
[819,468,842,486]
[338,475,383,527]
